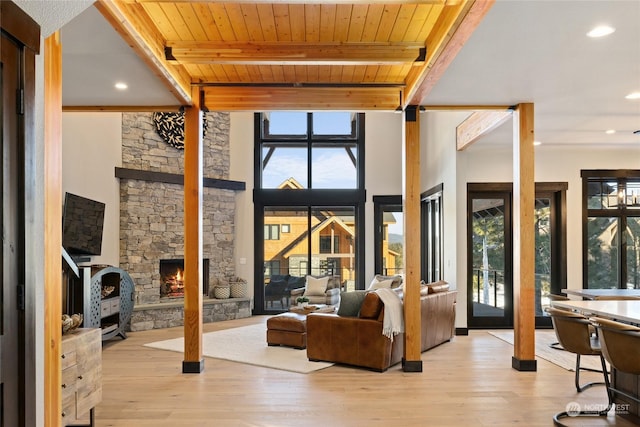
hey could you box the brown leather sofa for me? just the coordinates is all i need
[306,284,457,371]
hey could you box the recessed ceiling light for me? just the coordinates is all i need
[625,92,640,100]
[605,129,616,135]
[115,82,128,90]
[587,25,615,38]
[533,141,542,146]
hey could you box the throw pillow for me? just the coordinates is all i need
[374,274,403,288]
[337,290,368,317]
[367,278,393,291]
[304,275,330,297]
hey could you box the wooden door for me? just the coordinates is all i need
[1,2,39,425]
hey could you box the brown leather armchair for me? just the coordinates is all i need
[306,285,457,371]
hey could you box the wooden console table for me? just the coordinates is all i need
[61,328,101,426]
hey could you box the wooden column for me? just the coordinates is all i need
[44,31,63,427]
[182,87,204,373]
[402,106,422,372]
[512,103,537,371]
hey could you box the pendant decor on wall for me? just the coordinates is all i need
[152,111,208,150]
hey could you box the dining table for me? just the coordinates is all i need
[551,298,640,423]
[561,288,640,300]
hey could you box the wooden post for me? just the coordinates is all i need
[182,87,204,373]
[44,31,63,427]
[512,103,536,371]
[402,106,422,372]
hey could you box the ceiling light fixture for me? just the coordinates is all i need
[605,129,616,135]
[115,82,128,90]
[587,25,615,38]
[625,92,640,100]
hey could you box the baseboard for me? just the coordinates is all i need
[455,327,469,336]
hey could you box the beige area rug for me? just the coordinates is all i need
[488,330,605,372]
[144,323,333,374]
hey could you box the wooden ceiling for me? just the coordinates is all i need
[96,0,493,111]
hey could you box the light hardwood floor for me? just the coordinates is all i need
[96,316,637,427]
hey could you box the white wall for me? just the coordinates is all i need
[422,111,470,327]
[364,112,403,280]
[62,113,122,266]
[229,112,255,299]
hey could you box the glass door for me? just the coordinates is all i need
[467,191,513,328]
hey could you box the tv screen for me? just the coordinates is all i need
[62,192,105,256]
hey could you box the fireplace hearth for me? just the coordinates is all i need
[159,259,209,298]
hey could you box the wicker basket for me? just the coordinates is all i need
[213,285,230,299]
[230,281,248,298]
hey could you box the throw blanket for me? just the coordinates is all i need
[375,288,404,342]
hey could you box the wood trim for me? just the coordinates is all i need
[95,0,192,105]
[114,167,246,191]
[456,110,512,151]
[182,86,204,373]
[44,31,63,427]
[62,105,184,112]
[166,41,425,66]
[405,0,495,106]
[0,1,40,52]
[512,102,536,370]
[402,106,422,370]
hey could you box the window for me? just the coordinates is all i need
[422,185,443,283]
[255,113,366,313]
[373,196,403,277]
[582,171,640,289]
[319,235,340,254]
[264,224,280,240]
[259,112,359,189]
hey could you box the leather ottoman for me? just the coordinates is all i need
[266,312,307,349]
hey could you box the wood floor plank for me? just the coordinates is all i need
[96,316,635,426]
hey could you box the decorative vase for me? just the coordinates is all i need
[230,281,248,298]
[213,285,230,299]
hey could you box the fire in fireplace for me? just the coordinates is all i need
[160,259,209,298]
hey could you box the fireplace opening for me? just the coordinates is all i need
[160,259,209,298]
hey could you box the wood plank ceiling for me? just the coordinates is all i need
[96,0,491,111]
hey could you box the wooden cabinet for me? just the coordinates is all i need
[61,328,102,426]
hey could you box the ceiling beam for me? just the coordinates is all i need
[166,41,425,66]
[203,86,402,111]
[127,0,462,5]
[95,0,193,105]
[456,110,512,151]
[404,0,494,107]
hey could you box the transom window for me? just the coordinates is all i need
[259,112,359,189]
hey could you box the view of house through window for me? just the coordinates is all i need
[255,112,365,313]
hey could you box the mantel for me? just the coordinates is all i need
[115,167,246,191]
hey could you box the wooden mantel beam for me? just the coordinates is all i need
[166,41,425,66]
[456,110,512,151]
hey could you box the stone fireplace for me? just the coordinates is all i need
[117,112,250,331]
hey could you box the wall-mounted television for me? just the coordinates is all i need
[62,192,106,256]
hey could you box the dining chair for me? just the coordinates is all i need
[590,317,640,408]
[547,294,570,350]
[546,307,611,426]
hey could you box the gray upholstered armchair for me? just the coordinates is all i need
[290,275,342,306]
